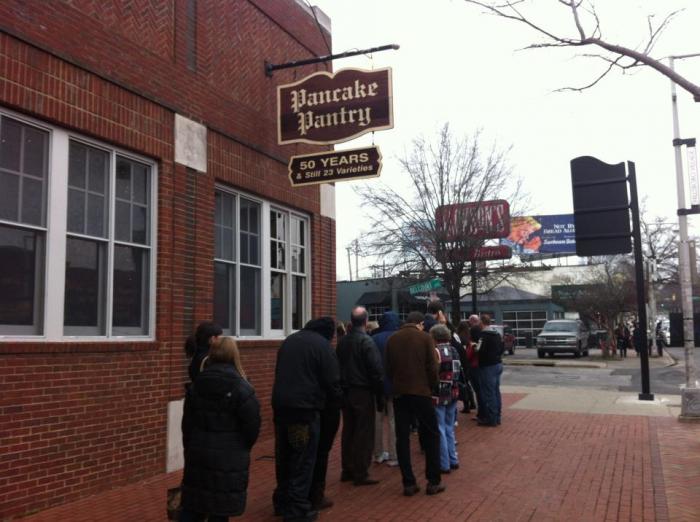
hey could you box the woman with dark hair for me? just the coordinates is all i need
[457,320,479,416]
[181,337,260,521]
[185,322,223,382]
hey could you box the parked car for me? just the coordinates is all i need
[491,324,516,355]
[535,319,589,358]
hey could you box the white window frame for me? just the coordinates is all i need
[214,184,311,339]
[0,107,158,342]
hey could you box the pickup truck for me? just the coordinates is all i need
[536,319,589,358]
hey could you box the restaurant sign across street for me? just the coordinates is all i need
[288,146,382,187]
[438,245,512,262]
[435,200,511,241]
[278,67,393,145]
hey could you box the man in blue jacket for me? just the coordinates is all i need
[372,311,400,466]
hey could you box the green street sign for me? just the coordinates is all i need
[408,278,442,295]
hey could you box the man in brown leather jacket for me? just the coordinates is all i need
[385,311,444,497]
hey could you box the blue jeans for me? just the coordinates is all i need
[478,363,503,425]
[435,400,459,470]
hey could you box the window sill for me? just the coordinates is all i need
[0,339,158,354]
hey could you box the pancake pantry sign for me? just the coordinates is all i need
[277,67,393,145]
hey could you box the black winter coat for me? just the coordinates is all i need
[272,318,343,421]
[336,328,383,398]
[181,363,261,517]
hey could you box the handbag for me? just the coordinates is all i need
[166,485,181,520]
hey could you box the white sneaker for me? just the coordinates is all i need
[374,452,388,464]
[386,459,399,467]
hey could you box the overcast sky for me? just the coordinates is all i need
[308,0,700,281]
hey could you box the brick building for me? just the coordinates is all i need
[0,1,335,518]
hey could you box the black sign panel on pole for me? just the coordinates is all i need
[570,156,632,256]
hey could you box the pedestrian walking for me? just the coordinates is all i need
[337,306,384,486]
[429,324,461,474]
[184,321,223,382]
[476,314,504,427]
[615,323,629,358]
[272,317,342,522]
[180,337,260,521]
[371,311,400,467]
[632,321,643,357]
[385,311,444,497]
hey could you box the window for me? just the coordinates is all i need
[0,110,157,339]
[503,310,548,346]
[213,187,309,337]
[0,117,48,335]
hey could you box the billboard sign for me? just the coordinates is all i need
[435,200,510,241]
[288,146,382,187]
[277,67,393,145]
[500,214,576,254]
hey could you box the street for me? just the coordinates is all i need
[502,346,700,396]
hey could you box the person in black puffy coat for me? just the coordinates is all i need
[180,336,261,521]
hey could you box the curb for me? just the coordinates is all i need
[504,359,606,369]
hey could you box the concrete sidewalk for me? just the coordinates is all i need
[18,389,700,522]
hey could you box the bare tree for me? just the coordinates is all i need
[355,123,525,324]
[464,0,700,100]
[640,214,678,284]
[553,256,636,357]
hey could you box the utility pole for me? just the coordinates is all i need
[346,245,353,281]
[669,54,700,419]
[354,239,359,281]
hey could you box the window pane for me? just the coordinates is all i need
[215,225,223,259]
[23,126,47,178]
[64,237,105,332]
[116,159,131,200]
[132,163,148,204]
[21,177,43,226]
[239,265,260,335]
[292,276,305,330]
[271,241,285,270]
[223,193,233,227]
[112,245,149,334]
[271,272,284,330]
[132,205,147,244]
[299,220,305,246]
[240,200,249,231]
[87,193,106,238]
[0,171,19,221]
[115,200,131,242]
[248,235,259,265]
[67,188,86,234]
[215,192,223,226]
[223,227,233,261]
[214,262,234,333]
[249,202,259,233]
[88,148,108,194]
[69,142,87,188]
[240,232,250,264]
[0,224,43,333]
[0,118,22,172]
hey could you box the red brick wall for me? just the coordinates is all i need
[0,1,335,518]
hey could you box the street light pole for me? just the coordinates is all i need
[669,56,700,419]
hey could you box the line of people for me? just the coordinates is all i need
[177,305,505,521]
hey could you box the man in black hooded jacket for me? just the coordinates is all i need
[272,317,342,522]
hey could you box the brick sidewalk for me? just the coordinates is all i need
[18,393,700,522]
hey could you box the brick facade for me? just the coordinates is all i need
[0,1,335,518]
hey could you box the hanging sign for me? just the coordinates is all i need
[437,245,512,263]
[408,278,442,295]
[277,67,393,145]
[288,146,382,187]
[435,200,511,241]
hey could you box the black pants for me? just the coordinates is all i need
[341,388,375,482]
[393,395,441,487]
[309,406,340,505]
[273,413,320,522]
